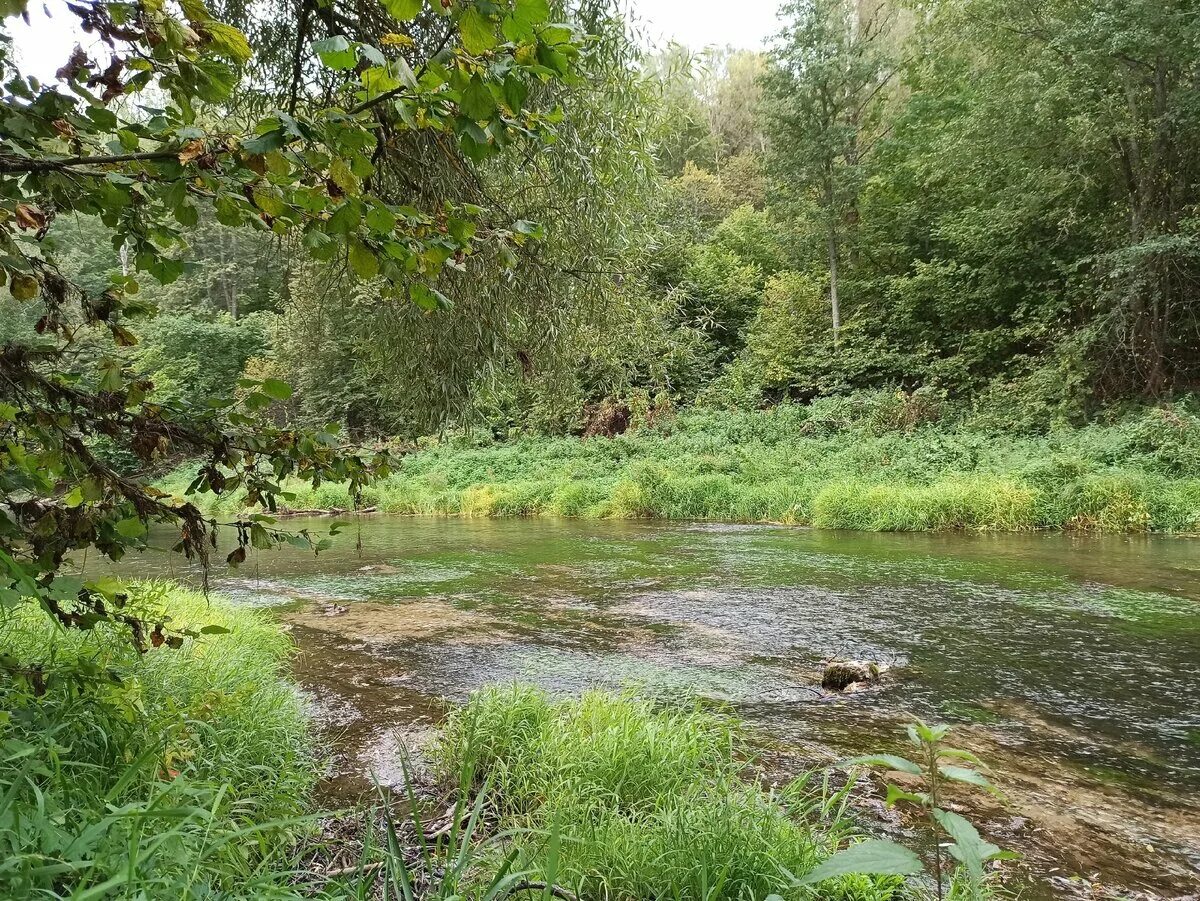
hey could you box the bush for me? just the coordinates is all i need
[166,396,1200,533]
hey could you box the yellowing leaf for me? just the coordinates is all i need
[383,0,422,21]
[206,22,252,64]
[348,238,379,279]
[459,7,497,55]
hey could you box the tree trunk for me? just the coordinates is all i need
[827,220,841,348]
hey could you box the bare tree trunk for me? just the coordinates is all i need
[827,220,841,348]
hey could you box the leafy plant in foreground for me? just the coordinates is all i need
[801,720,1016,900]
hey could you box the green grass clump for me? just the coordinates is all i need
[162,396,1200,533]
[430,686,902,901]
[0,582,317,898]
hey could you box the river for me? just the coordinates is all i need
[120,517,1200,898]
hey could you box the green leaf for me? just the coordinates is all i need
[842,754,923,775]
[798,840,924,884]
[502,0,549,42]
[250,522,273,550]
[114,517,147,539]
[939,765,998,794]
[884,783,926,807]
[938,747,987,766]
[261,378,293,400]
[98,359,123,393]
[366,205,397,234]
[174,201,200,227]
[461,76,497,120]
[242,129,287,154]
[199,624,232,634]
[459,7,497,55]
[410,282,450,310]
[502,75,528,113]
[383,0,422,21]
[932,809,1010,882]
[313,36,358,70]
[512,219,545,238]
[348,238,380,279]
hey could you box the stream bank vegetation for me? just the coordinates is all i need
[167,397,1200,533]
[0,583,316,897]
[2,0,1197,894]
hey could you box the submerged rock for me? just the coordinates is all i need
[822,659,883,691]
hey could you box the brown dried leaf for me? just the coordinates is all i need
[178,139,207,165]
[15,203,47,231]
[56,45,88,82]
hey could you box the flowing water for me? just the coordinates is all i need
[123,517,1200,898]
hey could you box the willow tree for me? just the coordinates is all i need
[263,1,664,437]
[0,0,584,647]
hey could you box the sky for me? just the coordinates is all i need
[629,0,781,51]
[8,0,782,84]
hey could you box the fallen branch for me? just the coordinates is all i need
[318,859,385,880]
[275,506,378,517]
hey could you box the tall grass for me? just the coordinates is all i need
[0,582,317,898]
[428,686,903,901]
[162,398,1200,533]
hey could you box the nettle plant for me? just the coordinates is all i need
[0,0,581,661]
[801,719,1017,900]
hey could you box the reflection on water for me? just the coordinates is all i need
[112,517,1200,897]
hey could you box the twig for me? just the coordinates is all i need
[319,859,385,880]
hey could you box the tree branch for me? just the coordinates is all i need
[0,150,179,174]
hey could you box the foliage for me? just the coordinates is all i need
[0,0,589,640]
[431,685,904,901]
[811,720,1016,901]
[266,2,664,437]
[170,398,1200,534]
[0,583,316,897]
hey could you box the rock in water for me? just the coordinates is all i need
[822,660,882,691]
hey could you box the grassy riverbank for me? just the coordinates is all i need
[169,396,1200,532]
[0,583,316,897]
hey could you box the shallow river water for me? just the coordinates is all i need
[125,517,1200,898]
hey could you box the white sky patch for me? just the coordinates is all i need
[8,1,90,84]
[629,0,781,50]
[5,0,782,86]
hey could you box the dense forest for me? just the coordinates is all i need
[8,0,1199,443]
[2,0,1200,898]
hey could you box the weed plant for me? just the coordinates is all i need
[429,685,904,901]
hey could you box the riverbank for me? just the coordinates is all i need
[168,400,1200,532]
[0,583,315,897]
[2,582,985,898]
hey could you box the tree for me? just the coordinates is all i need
[0,0,584,648]
[941,0,1200,398]
[762,0,894,345]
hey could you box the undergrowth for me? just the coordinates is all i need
[163,396,1200,533]
[0,582,317,898]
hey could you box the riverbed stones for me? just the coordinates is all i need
[821,659,883,691]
